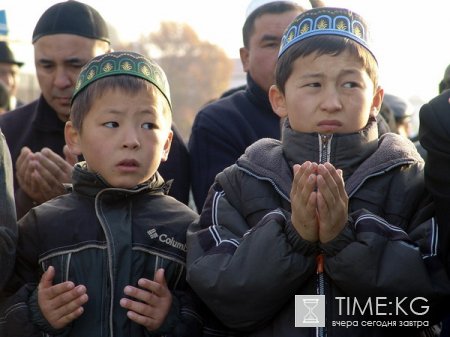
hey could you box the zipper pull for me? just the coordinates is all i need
[316,253,324,273]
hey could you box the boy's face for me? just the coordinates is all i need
[65,86,173,188]
[270,50,383,134]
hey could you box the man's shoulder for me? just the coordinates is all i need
[419,91,450,128]
[425,90,450,110]
[192,92,253,131]
[197,91,250,117]
[0,100,38,126]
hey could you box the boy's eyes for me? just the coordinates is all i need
[304,81,359,88]
[102,121,157,129]
[342,82,359,88]
[103,121,119,128]
[142,122,157,130]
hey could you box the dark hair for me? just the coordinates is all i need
[274,35,379,94]
[242,1,304,48]
[70,75,171,130]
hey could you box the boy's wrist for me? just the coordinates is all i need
[285,217,320,255]
[29,287,68,335]
[146,295,180,336]
[319,219,355,256]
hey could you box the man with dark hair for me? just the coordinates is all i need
[419,84,450,337]
[0,1,190,220]
[0,1,111,220]
[189,0,305,212]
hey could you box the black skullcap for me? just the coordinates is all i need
[0,41,23,67]
[32,0,110,44]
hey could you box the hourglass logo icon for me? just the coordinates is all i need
[295,295,325,327]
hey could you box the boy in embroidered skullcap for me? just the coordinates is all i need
[186,7,450,336]
[1,51,202,337]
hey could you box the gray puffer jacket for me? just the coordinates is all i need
[187,119,450,337]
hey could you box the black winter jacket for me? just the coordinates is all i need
[187,119,450,337]
[0,163,201,337]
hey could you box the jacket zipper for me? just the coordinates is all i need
[317,134,332,337]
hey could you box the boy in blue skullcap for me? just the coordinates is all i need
[0,51,202,337]
[187,7,450,336]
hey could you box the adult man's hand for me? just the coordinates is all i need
[16,146,75,204]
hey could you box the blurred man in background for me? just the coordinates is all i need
[0,41,24,111]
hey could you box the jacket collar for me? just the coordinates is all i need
[236,118,421,201]
[70,162,169,199]
[281,117,379,181]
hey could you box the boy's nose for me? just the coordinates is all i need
[122,131,140,149]
[320,89,343,112]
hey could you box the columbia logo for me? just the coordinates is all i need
[147,228,187,252]
[147,228,158,239]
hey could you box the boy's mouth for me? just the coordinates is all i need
[117,159,139,167]
[317,120,342,132]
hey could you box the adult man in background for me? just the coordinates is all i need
[0,41,24,111]
[0,1,190,220]
[189,0,306,212]
[419,87,450,337]
[0,1,111,219]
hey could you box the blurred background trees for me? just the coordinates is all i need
[119,22,234,141]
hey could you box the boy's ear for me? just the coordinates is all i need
[269,84,288,118]
[371,86,384,117]
[64,121,83,156]
[160,129,173,163]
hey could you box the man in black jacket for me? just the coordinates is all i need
[419,88,450,337]
[189,1,305,212]
[419,91,450,270]
[0,1,190,220]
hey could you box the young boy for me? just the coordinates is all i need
[186,7,450,336]
[0,51,201,336]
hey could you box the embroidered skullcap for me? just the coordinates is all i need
[32,0,110,44]
[279,7,375,60]
[72,51,171,110]
[0,41,23,67]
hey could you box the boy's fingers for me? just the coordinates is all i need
[39,266,55,289]
[153,269,166,287]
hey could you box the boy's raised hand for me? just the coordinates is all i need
[120,268,172,332]
[38,266,88,329]
[316,162,348,243]
[290,161,319,242]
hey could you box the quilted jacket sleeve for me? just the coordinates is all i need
[186,176,318,331]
